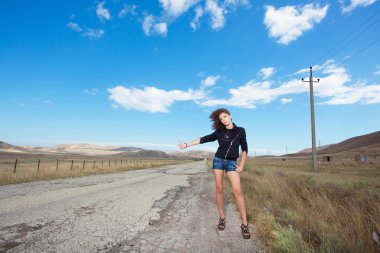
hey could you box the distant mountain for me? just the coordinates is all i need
[0,141,13,149]
[0,141,202,159]
[297,144,332,154]
[113,147,143,152]
[295,131,380,155]
[53,143,122,155]
[118,150,173,158]
[318,131,380,154]
[0,141,26,153]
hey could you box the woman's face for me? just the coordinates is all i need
[219,112,231,126]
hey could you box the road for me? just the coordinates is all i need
[0,161,263,252]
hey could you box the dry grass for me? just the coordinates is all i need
[225,156,380,253]
[0,155,193,185]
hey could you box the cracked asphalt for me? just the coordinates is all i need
[0,161,263,253]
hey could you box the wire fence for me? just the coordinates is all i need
[0,158,191,185]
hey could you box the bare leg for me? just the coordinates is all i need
[226,171,248,225]
[213,169,225,219]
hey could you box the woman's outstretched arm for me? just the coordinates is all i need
[178,138,200,149]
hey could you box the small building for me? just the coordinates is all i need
[354,153,366,162]
[323,156,331,162]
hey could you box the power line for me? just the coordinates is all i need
[340,35,380,65]
[327,17,380,62]
[252,101,291,131]
[312,6,380,66]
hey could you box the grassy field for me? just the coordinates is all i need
[0,153,193,185]
[223,155,380,253]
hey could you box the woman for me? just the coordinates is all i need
[178,108,250,239]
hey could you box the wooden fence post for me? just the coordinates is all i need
[56,160,59,171]
[71,160,74,170]
[14,159,18,173]
[93,160,95,170]
[83,160,86,170]
[109,160,110,167]
[37,159,40,173]
[102,160,104,168]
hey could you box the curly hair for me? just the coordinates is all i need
[209,108,231,130]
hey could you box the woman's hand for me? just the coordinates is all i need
[178,142,187,149]
[235,164,244,173]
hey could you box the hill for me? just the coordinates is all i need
[0,141,26,153]
[295,131,380,155]
[118,149,172,158]
[0,141,209,159]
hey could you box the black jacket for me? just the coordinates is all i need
[200,123,248,161]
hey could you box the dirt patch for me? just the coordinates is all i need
[0,222,49,252]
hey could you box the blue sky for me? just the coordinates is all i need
[1,0,379,155]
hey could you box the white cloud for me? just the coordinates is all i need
[106,61,380,113]
[264,3,329,45]
[119,4,137,18]
[143,15,154,36]
[198,80,278,108]
[67,22,82,32]
[312,61,352,98]
[142,1,198,36]
[143,15,168,36]
[160,0,198,17]
[96,1,111,21]
[223,0,250,8]
[154,22,168,36]
[201,75,220,87]
[67,22,104,39]
[258,67,276,80]
[198,60,380,108]
[34,97,53,105]
[84,88,99,95]
[341,0,377,14]
[374,65,380,76]
[205,0,226,30]
[140,0,248,35]
[108,86,205,113]
[281,98,293,104]
[321,83,380,105]
[82,28,105,39]
[191,6,204,30]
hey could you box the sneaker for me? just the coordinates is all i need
[241,224,250,239]
[218,218,226,230]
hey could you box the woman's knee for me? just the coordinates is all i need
[215,185,223,194]
[233,187,242,197]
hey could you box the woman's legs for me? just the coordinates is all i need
[213,169,225,219]
[226,171,248,225]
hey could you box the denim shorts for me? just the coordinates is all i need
[213,156,237,172]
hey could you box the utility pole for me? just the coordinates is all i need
[302,67,319,172]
